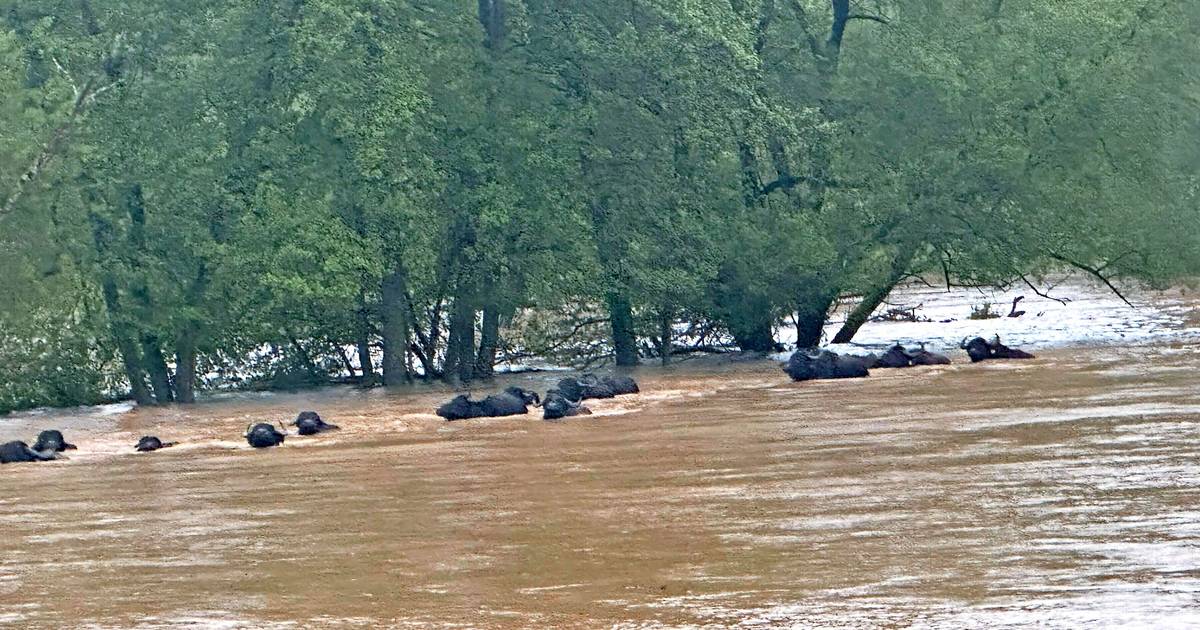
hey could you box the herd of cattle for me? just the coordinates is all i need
[1,336,1032,464]
[784,336,1033,381]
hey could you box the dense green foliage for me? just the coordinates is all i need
[1,1,1197,409]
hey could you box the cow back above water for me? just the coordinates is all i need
[962,337,1035,362]
[293,411,340,436]
[245,423,286,448]
[135,436,177,452]
[557,374,639,402]
[783,350,870,381]
[542,389,593,421]
[436,387,541,421]
[0,441,58,464]
[32,430,76,453]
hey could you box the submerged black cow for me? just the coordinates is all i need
[1,429,76,464]
[783,349,871,382]
[245,423,286,448]
[32,430,76,453]
[135,436,177,452]
[542,389,593,421]
[0,441,58,464]
[962,336,1035,362]
[908,347,952,366]
[556,374,640,402]
[872,344,952,369]
[436,387,541,421]
[292,411,340,436]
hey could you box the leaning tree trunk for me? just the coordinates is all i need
[831,247,917,344]
[607,292,639,366]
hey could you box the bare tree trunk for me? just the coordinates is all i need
[608,292,639,366]
[173,263,207,404]
[101,279,153,405]
[141,335,174,404]
[475,306,500,379]
[795,283,838,349]
[90,210,153,405]
[444,291,476,383]
[832,247,917,344]
[174,329,197,404]
[659,308,672,366]
[338,345,357,378]
[355,291,375,384]
[381,270,411,386]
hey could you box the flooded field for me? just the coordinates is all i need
[4,336,1200,627]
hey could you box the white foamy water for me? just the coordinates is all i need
[773,276,1200,358]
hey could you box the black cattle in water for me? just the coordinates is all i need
[907,347,952,366]
[0,441,58,464]
[32,430,76,453]
[871,344,952,369]
[292,411,340,436]
[245,423,286,448]
[875,345,913,369]
[135,436,177,452]
[542,389,593,421]
[962,336,1035,362]
[556,374,639,403]
[436,387,541,421]
[783,349,871,382]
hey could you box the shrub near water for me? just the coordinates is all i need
[0,316,121,414]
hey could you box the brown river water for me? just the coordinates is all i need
[3,342,1200,628]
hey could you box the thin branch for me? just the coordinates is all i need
[1095,250,1136,274]
[89,81,118,103]
[787,0,825,59]
[1020,274,1071,304]
[940,248,953,291]
[846,13,889,24]
[1047,252,1135,307]
[579,352,616,371]
[898,272,937,289]
[51,57,81,102]
[3,41,121,218]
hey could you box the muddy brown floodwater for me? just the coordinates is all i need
[3,343,1200,628]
